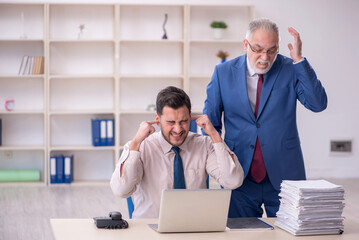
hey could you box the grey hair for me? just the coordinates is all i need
[245,18,279,40]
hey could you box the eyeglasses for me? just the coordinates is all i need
[247,41,279,55]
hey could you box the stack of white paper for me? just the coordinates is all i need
[275,180,344,236]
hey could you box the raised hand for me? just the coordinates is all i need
[130,120,159,151]
[287,27,303,63]
[192,115,222,143]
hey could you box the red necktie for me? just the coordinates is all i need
[250,74,266,183]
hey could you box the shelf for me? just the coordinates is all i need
[120,77,182,111]
[189,39,242,43]
[120,110,156,114]
[0,41,44,75]
[50,77,114,111]
[0,4,44,40]
[49,74,114,79]
[0,146,45,151]
[119,75,184,79]
[0,182,45,186]
[49,4,114,40]
[0,149,45,182]
[50,39,115,43]
[0,77,44,112]
[1,114,44,146]
[49,146,116,151]
[54,180,111,186]
[189,5,253,41]
[0,111,44,115]
[0,75,44,79]
[189,75,212,79]
[49,42,114,75]
[49,149,115,182]
[0,2,254,185]
[189,77,211,111]
[120,41,183,76]
[120,113,161,145]
[120,5,184,41]
[189,42,244,76]
[49,110,115,115]
[0,39,44,42]
[50,114,114,147]
[120,39,184,43]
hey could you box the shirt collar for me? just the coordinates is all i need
[246,56,257,77]
[159,132,173,154]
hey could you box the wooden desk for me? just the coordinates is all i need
[50,218,359,240]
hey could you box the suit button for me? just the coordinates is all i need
[250,145,254,149]
[256,123,260,128]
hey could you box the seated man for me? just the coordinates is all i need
[110,86,244,218]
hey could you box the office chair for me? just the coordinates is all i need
[126,197,135,219]
[126,177,209,219]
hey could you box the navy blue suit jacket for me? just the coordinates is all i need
[203,54,327,190]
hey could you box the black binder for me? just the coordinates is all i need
[227,218,274,230]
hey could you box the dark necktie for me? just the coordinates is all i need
[250,74,267,183]
[172,147,186,189]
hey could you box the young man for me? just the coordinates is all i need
[110,86,244,218]
[203,18,327,218]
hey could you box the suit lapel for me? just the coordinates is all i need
[257,55,283,119]
[231,56,255,122]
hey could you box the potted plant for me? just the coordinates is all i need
[210,21,228,39]
[216,50,229,63]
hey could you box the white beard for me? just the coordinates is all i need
[252,54,277,74]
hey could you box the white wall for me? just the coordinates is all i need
[247,0,359,179]
[3,0,359,178]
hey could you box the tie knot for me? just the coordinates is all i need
[172,146,180,154]
[258,74,264,81]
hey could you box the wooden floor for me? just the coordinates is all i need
[0,178,358,240]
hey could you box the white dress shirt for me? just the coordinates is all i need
[246,59,260,113]
[246,56,305,112]
[110,131,244,218]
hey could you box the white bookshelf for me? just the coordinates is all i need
[47,4,117,185]
[0,4,46,184]
[0,2,254,185]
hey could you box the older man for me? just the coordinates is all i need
[203,18,327,218]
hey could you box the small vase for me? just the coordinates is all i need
[213,28,223,39]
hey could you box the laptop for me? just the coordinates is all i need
[148,188,231,233]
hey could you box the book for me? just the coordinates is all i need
[39,56,44,74]
[100,119,107,146]
[50,156,57,184]
[92,119,101,146]
[190,119,198,133]
[22,56,30,75]
[106,119,114,146]
[35,56,44,74]
[18,55,28,75]
[92,119,115,146]
[64,155,73,183]
[227,218,274,230]
[35,56,41,74]
[56,156,64,183]
[28,56,34,75]
[32,56,38,74]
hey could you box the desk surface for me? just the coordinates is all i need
[50,218,358,240]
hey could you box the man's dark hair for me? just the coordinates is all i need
[156,86,191,116]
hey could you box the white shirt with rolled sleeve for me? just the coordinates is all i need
[110,131,244,219]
